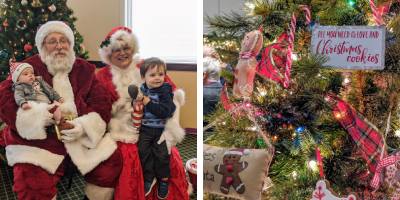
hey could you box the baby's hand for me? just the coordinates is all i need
[58,98,64,103]
[21,103,31,110]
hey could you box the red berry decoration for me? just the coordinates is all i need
[2,19,8,27]
[23,43,32,52]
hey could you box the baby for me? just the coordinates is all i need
[10,61,64,124]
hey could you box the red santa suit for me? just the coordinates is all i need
[0,54,122,200]
[96,59,190,200]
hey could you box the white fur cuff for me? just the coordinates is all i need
[16,101,51,140]
[75,112,107,149]
[6,145,64,174]
[65,134,117,175]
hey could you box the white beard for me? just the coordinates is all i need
[40,48,78,115]
[41,48,76,76]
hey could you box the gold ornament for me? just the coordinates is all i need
[48,4,56,12]
[2,19,8,27]
[21,0,28,6]
[54,113,76,140]
[31,0,42,8]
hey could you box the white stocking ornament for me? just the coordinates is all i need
[311,180,357,200]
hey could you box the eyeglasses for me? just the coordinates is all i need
[44,38,70,47]
[112,46,132,54]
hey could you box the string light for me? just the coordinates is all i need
[292,53,298,61]
[308,160,318,172]
[347,0,356,7]
[295,126,305,133]
[244,2,255,10]
[395,130,400,138]
[334,111,345,119]
[343,77,351,84]
[291,171,298,179]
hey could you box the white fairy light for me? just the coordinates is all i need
[343,77,351,84]
[308,160,318,172]
[292,53,298,61]
[291,171,298,179]
[395,130,400,138]
[244,2,255,10]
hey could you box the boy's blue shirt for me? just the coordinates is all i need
[140,82,176,128]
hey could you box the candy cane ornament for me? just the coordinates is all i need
[299,5,311,24]
[283,5,311,88]
[369,0,384,25]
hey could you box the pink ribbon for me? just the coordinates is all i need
[239,51,255,59]
[370,153,400,189]
[316,146,324,178]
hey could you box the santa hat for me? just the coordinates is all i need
[224,148,250,156]
[98,26,139,65]
[35,21,74,55]
[10,61,34,83]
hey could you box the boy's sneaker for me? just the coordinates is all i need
[157,180,169,199]
[145,178,157,197]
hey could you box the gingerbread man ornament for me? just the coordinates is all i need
[215,148,249,194]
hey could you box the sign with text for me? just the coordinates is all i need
[311,26,386,70]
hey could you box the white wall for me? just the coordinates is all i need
[67,0,124,60]
[203,0,245,33]
[66,0,197,129]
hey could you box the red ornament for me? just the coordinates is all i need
[23,44,32,52]
[2,19,8,27]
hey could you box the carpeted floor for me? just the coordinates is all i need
[0,134,197,200]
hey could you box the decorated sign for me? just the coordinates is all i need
[311,180,357,200]
[311,26,385,70]
[203,144,273,200]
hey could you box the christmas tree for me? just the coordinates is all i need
[204,0,400,199]
[0,0,88,81]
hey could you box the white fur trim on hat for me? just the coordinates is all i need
[12,63,33,83]
[98,30,139,65]
[35,21,74,55]
[224,148,250,156]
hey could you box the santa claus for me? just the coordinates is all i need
[0,21,122,200]
[96,26,189,199]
